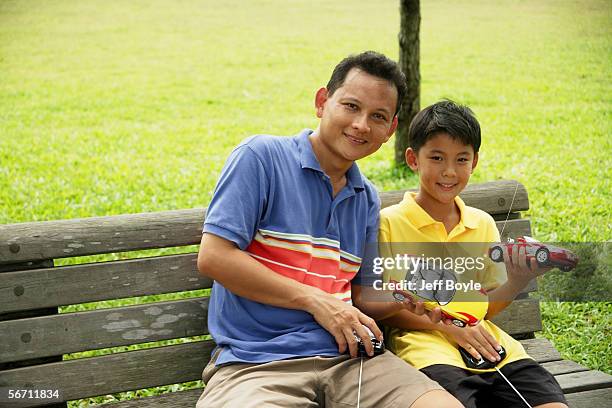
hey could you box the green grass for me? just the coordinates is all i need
[1,0,610,404]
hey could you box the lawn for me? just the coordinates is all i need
[1,0,610,404]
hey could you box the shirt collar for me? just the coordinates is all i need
[400,192,479,229]
[296,129,365,192]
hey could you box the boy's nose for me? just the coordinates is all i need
[442,165,457,177]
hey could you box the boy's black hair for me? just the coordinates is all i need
[408,100,481,153]
[327,51,407,117]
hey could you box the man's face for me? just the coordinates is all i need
[315,68,398,163]
[406,132,479,206]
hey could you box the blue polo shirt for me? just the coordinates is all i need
[203,129,380,365]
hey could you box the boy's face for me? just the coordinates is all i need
[406,132,478,206]
[314,68,398,164]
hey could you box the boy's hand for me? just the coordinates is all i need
[503,244,550,287]
[442,322,502,363]
[398,299,452,325]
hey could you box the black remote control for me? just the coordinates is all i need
[354,326,385,357]
[459,345,506,369]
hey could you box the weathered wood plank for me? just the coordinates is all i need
[0,254,212,314]
[519,338,562,362]
[541,360,589,376]
[495,218,531,241]
[564,388,612,408]
[555,370,612,393]
[0,181,527,264]
[0,341,215,405]
[0,297,210,364]
[102,388,203,407]
[491,298,541,335]
[0,209,207,264]
[380,180,528,214]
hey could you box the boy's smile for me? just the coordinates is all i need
[406,133,478,218]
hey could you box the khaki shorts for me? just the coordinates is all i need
[196,350,442,408]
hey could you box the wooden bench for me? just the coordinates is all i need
[1,180,610,407]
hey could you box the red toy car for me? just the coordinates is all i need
[489,236,578,272]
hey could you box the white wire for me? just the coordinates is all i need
[494,366,532,408]
[357,357,363,408]
[499,181,520,240]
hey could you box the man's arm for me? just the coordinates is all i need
[198,233,382,357]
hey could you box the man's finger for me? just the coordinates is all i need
[352,323,373,357]
[342,327,359,358]
[359,313,383,342]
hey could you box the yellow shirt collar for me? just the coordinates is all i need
[399,191,479,230]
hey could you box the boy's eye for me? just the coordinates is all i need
[458,157,469,163]
[430,156,443,161]
[345,103,358,111]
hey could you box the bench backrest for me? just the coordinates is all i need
[0,180,536,405]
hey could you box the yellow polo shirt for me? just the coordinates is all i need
[379,192,531,373]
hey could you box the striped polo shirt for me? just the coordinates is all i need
[203,129,380,365]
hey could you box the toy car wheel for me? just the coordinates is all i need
[451,319,466,328]
[490,246,504,262]
[560,265,572,272]
[535,247,550,265]
[393,292,406,302]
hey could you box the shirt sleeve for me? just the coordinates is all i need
[203,145,269,250]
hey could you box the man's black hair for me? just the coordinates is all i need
[327,51,407,117]
[408,100,481,153]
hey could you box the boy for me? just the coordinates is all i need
[379,100,568,408]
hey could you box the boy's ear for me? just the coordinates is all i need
[315,87,328,118]
[471,152,479,173]
[405,147,418,172]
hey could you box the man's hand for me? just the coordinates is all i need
[306,292,382,358]
[442,322,502,363]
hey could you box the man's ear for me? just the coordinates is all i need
[405,147,418,172]
[471,152,479,173]
[385,116,399,140]
[315,87,328,118]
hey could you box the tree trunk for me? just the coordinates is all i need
[396,0,420,166]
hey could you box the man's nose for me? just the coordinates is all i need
[352,113,370,133]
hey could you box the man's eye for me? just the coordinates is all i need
[345,103,358,110]
[373,113,387,121]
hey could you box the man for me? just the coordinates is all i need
[196,51,463,407]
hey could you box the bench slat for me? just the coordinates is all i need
[0,341,215,405]
[0,298,210,364]
[104,388,203,407]
[541,360,590,376]
[0,254,212,314]
[0,209,206,265]
[519,338,562,362]
[555,370,612,394]
[565,388,612,408]
[0,181,527,264]
[490,297,541,335]
[380,180,529,214]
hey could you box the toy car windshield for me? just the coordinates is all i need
[408,265,457,305]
